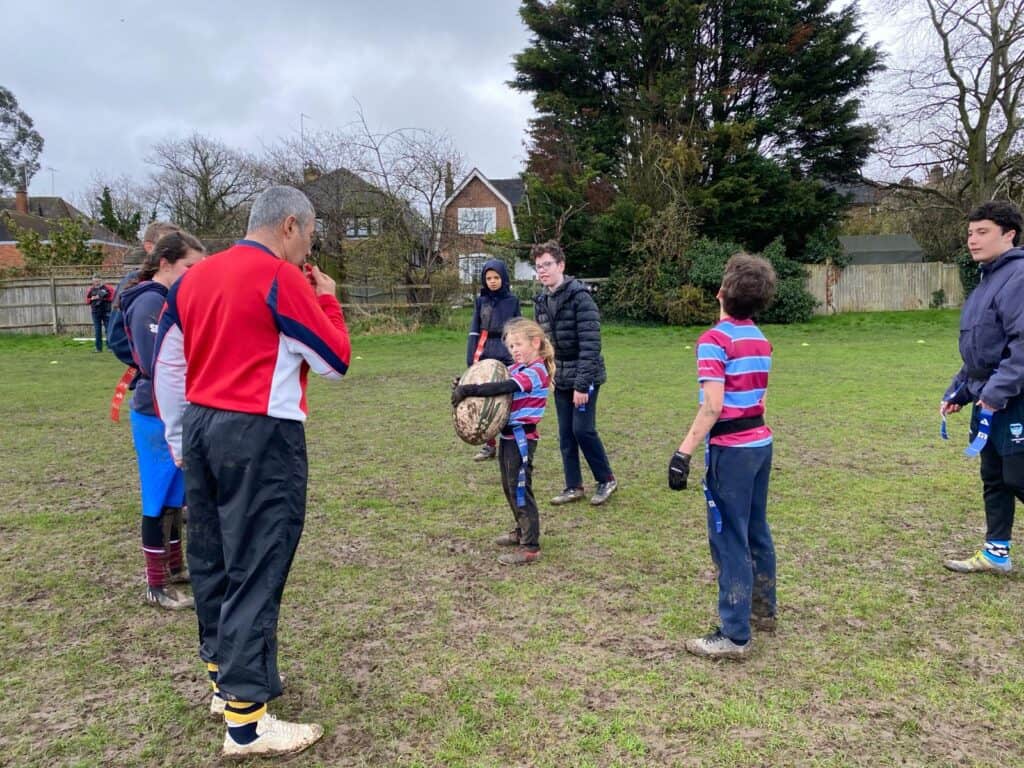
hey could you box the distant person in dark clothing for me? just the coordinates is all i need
[85,275,114,351]
[465,258,521,461]
[531,241,618,506]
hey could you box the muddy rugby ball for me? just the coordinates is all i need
[453,359,512,445]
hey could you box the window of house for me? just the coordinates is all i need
[344,216,381,238]
[458,252,492,283]
[457,207,497,235]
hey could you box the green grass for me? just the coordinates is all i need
[1,309,1023,767]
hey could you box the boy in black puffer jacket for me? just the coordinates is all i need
[531,241,617,506]
[465,259,521,461]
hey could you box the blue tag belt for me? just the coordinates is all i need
[702,436,722,534]
[964,408,994,458]
[512,424,530,508]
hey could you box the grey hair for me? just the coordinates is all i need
[246,186,315,232]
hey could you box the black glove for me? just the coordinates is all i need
[668,451,691,491]
[451,385,467,407]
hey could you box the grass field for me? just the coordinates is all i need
[1,309,1023,768]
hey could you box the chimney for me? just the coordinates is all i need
[14,187,28,215]
[303,165,321,184]
[445,162,454,198]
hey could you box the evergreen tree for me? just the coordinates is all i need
[96,186,143,243]
[512,0,881,273]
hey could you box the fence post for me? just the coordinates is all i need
[49,273,59,334]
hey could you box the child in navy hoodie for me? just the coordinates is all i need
[465,259,521,460]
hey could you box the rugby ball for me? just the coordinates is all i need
[453,359,512,445]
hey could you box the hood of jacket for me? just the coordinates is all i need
[480,259,511,299]
[118,279,167,315]
[980,247,1024,276]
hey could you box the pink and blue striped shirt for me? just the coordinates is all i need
[505,359,550,440]
[696,317,773,448]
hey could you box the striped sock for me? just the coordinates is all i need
[167,539,183,575]
[983,539,1011,565]
[224,701,267,745]
[207,662,220,696]
[143,546,167,588]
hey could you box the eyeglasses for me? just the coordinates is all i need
[535,260,559,271]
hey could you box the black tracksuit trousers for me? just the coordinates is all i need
[498,437,539,549]
[183,405,307,703]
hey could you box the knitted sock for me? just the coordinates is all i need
[983,539,1011,566]
[224,701,267,745]
[142,515,166,588]
[163,507,184,575]
[207,662,221,696]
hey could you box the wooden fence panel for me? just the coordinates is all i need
[805,262,964,314]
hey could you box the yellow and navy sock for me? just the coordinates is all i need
[984,539,1011,566]
[206,662,221,696]
[224,701,266,745]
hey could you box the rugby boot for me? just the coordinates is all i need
[685,629,751,661]
[943,550,1012,574]
[590,479,618,506]
[494,529,522,546]
[497,547,540,565]
[221,713,323,758]
[550,487,585,505]
[145,585,194,611]
[473,444,497,461]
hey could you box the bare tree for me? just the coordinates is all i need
[874,0,1024,208]
[146,133,263,238]
[78,172,151,231]
[264,111,465,303]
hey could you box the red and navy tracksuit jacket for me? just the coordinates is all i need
[152,240,351,461]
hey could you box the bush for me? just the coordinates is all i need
[956,250,980,295]
[687,238,741,292]
[930,288,946,309]
[664,285,718,326]
[759,277,818,324]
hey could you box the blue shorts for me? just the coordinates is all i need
[130,409,185,518]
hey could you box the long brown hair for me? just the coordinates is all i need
[124,231,205,290]
[503,317,556,380]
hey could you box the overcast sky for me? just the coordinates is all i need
[8,1,910,205]
[7,0,535,202]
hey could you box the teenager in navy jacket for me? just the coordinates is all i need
[465,259,521,460]
[942,201,1024,575]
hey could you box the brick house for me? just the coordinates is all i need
[0,190,130,269]
[439,168,532,283]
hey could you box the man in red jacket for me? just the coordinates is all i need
[153,186,350,759]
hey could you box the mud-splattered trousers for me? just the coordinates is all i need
[705,443,775,645]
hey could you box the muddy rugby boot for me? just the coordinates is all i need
[221,713,323,758]
[145,585,193,611]
[685,629,751,661]
[550,487,585,505]
[497,547,540,565]
[494,529,522,546]
[590,479,618,506]
[473,444,497,461]
[943,550,1012,574]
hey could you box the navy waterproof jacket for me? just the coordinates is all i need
[119,280,169,416]
[945,248,1024,410]
[466,259,521,367]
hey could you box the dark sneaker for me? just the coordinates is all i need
[473,444,497,461]
[494,530,521,546]
[497,547,540,565]
[590,479,618,506]
[145,585,194,611]
[685,629,751,661]
[550,487,585,505]
[751,614,777,634]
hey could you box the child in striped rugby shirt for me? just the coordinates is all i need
[453,318,554,564]
[668,253,778,660]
